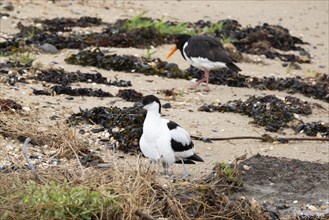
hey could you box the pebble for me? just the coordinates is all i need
[39,43,59,54]
[293,200,298,204]
[307,205,318,212]
[22,106,31,112]
[99,136,109,141]
[242,165,250,170]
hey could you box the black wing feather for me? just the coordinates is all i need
[167,121,194,152]
[184,35,233,63]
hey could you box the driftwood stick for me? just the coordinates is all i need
[22,138,45,184]
[190,134,329,143]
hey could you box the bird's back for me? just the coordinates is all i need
[184,35,233,64]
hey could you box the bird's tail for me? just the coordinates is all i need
[226,63,242,72]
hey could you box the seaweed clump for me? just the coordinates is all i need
[34,68,131,87]
[198,95,316,133]
[34,16,103,32]
[116,89,143,102]
[33,85,113,97]
[0,98,22,112]
[232,23,311,63]
[173,160,271,219]
[0,16,310,63]
[189,67,329,103]
[67,106,145,154]
[64,48,189,79]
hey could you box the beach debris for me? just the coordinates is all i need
[198,95,328,136]
[116,89,143,102]
[0,98,22,112]
[1,16,310,63]
[33,85,113,97]
[67,106,145,154]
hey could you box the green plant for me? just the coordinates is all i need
[216,162,243,186]
[9,52,36,64]
[203,21,224,35]
[21,180,119,219]
[286,62,295,74]
[220,36,237,44]
[124,12,195,35]
[144,47,157,59]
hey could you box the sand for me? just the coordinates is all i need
[0,0,328,192]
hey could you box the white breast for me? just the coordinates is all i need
[140,113,175,164]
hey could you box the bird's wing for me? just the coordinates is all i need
[166,120,194,152]
[185,35,233,63]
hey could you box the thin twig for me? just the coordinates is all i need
[190,134,329,143]
[22,137,45,184]
[65,140,85,181]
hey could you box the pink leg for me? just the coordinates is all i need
[193,76,206,87]
[203,70,210,91]
[192,70,209,88]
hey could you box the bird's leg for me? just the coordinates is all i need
[162,161,169,176]
[193,71,207,87]
[146,159,157,173]
[192,70,210,91]
[180,159,190,179]
[194,77,206,86]
[203,70,210,91]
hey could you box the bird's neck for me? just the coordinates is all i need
[145,110,161,122]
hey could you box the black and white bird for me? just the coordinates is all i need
[139,95,204,177]
[166,34,241,91]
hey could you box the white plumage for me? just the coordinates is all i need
[139,95,204,177]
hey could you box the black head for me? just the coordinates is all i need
[166,34,192,60]
[142,95,161,113]
[174,34,192,51]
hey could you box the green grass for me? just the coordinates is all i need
[1,180,120,219]
[202,21,224,35]
[286,62,295,74]
[9,52,36,65]
[124,12,239,46]
[220,36,238,44]
[216,162,243,186]
[123,12,195,35]
[144,47,157,59]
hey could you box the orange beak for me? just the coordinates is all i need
[166,46,177,60]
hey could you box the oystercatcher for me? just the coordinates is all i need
[139,95,204,177]
[166,34,241,91]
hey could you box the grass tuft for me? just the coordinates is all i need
[123,12,195,35]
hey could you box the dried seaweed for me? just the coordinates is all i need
[0,98,22,112]
[116,89,143,102]
[67,106,145,154]
[189,67,329,102]
[1,16,310,63]
[64,48,189,79]
[65,48,328,102]
[293,122,329,137]
[35,68,107,85]
[172,161,269,219]
[33,85,113,97]
[198,95,328,136]
[231,22,310,62]
[34,68,131,87]
[34,16,103,32]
